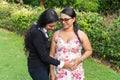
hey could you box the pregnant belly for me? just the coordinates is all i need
[55,53,81,62]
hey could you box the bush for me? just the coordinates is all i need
[0,1,44,35]
[77,12,105,56]
[77,12,120,68]
[10,7,40,35]
[74,0,99,12]
[98,0,120,14]
[0,1,13,28]
[113,16,120,28]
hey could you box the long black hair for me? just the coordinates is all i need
[61,7,81,43]
[24,8,59,54]
[37,8,59,28]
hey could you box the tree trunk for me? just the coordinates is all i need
[40,0,44,7]
[16,0,23,6]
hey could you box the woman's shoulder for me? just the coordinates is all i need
[78,29,89,41]
[52,30,61,41]
[53,30,61,36]
[78,29,87,36]
[29,26,43,38]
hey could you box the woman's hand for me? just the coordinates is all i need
[50,64,56,80]
[63,57,83,71]
[50,75,56,80]
[71,57,82,70]
[63,61,76,71]
[63,61,72,70]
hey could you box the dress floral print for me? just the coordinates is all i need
[54,33,84,80]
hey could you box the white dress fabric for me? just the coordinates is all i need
[54,31,84,80]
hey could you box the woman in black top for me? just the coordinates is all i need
[24,8,74,80]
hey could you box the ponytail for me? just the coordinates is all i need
[73,22,81,44]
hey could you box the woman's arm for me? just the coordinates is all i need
[72,30,92,68]
[32,30,60,66]
[80,30,92,61]
[49,32,58,80]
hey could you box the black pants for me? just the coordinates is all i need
[29,67,49,80]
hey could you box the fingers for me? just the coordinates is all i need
[64,61,72,70]
[64,60,79,71]
[55,77,58,80]
[69,59,79,71]
[73,58,80,66]
[50,74,56,80]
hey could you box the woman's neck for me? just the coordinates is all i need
[62,26,74,32]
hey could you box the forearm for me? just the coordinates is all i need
[81,50,92,61]
[50,65,56,80]
[74,50,92,66]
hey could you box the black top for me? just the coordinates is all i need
[27,26,60,69]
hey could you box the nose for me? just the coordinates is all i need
[61,20,66,24]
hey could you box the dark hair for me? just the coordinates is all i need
[24,8,58,54]
[36,8,59,28]
[61,7,81,43]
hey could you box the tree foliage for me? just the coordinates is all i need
[5,0,120,14]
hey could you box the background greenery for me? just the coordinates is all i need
[5,0,120,14]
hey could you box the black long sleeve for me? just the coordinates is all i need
[27,27,60,68]
[32,30,60,66]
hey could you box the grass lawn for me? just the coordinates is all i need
[84,59,120,80]
[0,28,120,80]
[0,28,32,80]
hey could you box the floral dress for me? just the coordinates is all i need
[54,32,84,80]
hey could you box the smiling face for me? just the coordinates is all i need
[60,13,75,30]
[45,22,57,32]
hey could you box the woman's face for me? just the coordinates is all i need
[45,22,57,32]
[60,13,75,29]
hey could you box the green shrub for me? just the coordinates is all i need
[98,0,120,14]
[113,16,120,28]
[77,12,120,68]
[10,8,40,35]
[74,0,99,12]
[0,1,44,34]
[77,12,105,56]
[0,1,13,28]
[0,1,20,30]
[111,17,120,67]
[84,1,99,12]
